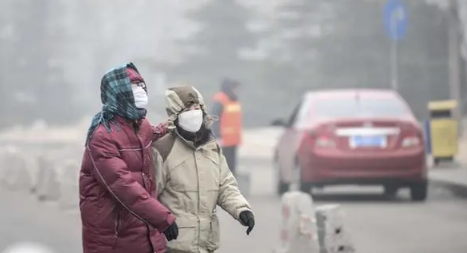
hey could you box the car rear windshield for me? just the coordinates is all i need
[313,97,409,118]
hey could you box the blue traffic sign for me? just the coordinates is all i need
[383,0,408,41]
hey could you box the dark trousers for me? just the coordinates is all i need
[222,146,237,176]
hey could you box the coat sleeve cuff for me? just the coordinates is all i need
[157,214,176,232]
[152,123,168,142]
[235,206,252,220]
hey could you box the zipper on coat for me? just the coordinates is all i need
[114,210,121,238]
[132,128,148,191]
[193,150,202,249]
[112,209,121,249]
[133,129,156,253]
[87,146,151,227]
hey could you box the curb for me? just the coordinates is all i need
[429,178,467,198]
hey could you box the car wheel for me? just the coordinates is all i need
[274,160,289,196]
[410,181,428,202]
[277,181,289,196]
[299,183,312,194]
[383,185,399,197]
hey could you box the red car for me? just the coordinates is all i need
[272,89,427,201]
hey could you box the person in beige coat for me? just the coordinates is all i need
[152,85,255,253]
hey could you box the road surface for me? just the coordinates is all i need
[1,158,467,253]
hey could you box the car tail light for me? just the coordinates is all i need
[315,136,335,148]
[401,136,421,148]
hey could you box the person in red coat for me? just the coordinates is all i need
[80,62,178,253]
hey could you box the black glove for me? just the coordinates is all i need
[163,221,179,241]
[239,210,255,235]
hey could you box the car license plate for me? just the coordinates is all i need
[350,135,386,148]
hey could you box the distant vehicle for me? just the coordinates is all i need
[271,89,427,201]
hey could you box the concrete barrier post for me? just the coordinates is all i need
[0,146,33,192]
[33,156,48,194]
[275,191,320,253]
[35,155,61,201]
[315,204,356,253]
[58,160,80,210]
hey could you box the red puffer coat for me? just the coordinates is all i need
[80,116,174,253]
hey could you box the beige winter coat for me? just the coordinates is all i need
[152,131,251,253]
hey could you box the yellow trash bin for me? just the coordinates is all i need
[428,100,459,166]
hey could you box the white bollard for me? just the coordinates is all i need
[26,157,41,193]
[35,155,61,201]
[0,146,33,192]
[315,204,356,253]
[33,155,48,194]
[58,159,80,210]
[275,191,320,253]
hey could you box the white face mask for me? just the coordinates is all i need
[132,86,148,109]
[178,109,203,132]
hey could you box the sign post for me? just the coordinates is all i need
[384,0,408,90]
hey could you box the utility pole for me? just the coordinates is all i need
[448,0,463,121]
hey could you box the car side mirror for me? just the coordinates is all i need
[271,119,287,127]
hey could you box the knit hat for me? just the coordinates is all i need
[126,67,145,84]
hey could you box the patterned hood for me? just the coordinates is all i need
[85,62,146,144]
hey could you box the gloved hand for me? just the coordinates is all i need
[239,210,255,235]
[152,122,169,141]
[163,221,179,241]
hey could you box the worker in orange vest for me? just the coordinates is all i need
[211,78,242,176]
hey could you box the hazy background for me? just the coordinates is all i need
[0,0,465,129]
[2,2,467,253]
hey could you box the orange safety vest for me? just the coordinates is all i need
[212,92,242,146]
